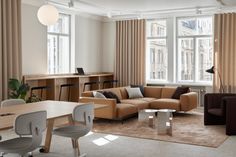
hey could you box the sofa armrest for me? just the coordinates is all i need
[79,97,117,119]
[180,92,198,111]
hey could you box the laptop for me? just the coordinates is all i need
[76,68,85,75]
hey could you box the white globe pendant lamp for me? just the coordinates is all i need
[37,4,59,26]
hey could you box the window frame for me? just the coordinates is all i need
[146,18,168,82]
[176,15,213,84]
[47,13,72,74]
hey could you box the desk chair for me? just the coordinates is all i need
[103,80,118,89]
[59,83,75,101]
[30,86,49,100]
[83,81,100,92]
[53,104,94,157]
[0,111,47,157]
[1,99,26,108]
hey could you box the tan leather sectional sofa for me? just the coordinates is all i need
[79,86,198,120]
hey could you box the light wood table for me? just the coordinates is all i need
[0,100,107,153]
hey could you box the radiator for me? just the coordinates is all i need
[190,87,206,107]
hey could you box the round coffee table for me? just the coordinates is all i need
[157,109,176,135]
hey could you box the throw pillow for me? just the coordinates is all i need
[172,87,190,99]
[92,91,106,99]
[102,91,121,103]
[130,84,144,96]
[125,87,144,99]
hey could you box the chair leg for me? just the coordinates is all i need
[0,152,4,157]
[28,152,33,157]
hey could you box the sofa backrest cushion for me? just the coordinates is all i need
[81,91,93,97]
[104,88,123,100]
[161,87,177,98]
[144,86,162,98]
[120,87,129,99]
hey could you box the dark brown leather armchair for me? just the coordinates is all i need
[223,97,236,135]
[204,93,236,135]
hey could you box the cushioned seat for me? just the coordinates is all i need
[149,98,181,111]
[120,99,149,110]
[116,103,138,119]
[0,137,32,150]
[53,125,90,139]
[138,97,156,102]
[208,108,223,116]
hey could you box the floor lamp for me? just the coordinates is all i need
[206,66,224,93]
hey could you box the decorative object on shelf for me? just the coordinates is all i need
[206,66,224,93]
[37,4,59,26]
[8,78,29,100]
[26,94,41,103]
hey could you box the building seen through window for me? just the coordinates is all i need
[146,16,213,84]
[47,13,71,74]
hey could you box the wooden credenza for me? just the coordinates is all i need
[23,73,114,102]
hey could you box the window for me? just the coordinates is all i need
[146,16,213,85]
[146,20,168,81]
[177,17,213,83]
[47,13,71,74]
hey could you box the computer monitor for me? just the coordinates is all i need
[76,68,85,75]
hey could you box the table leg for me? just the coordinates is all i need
[40,119,55,153]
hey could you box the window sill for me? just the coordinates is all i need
[146,81,213,87]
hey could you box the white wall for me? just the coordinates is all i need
[21,3,110,75]
[101,21,116,72]
[21,4,47,75]
[75,15,103,73]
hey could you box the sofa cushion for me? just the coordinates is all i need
[138,97,156,102]
[116,103,138,119]
[93,91,106,98]
[121,99,149,110]
[102,91,121,103]
[149,98,181,111]
[161,87,177,98]
[119,87,129,99]
[144,86,162,98]
[125,87,144,98]
[172,87,190,99]
[131,85,144,96]
[104,88,123,100]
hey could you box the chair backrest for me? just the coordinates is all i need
[1,99,26,108]
[73,104,94,129]
[14,111,47,136]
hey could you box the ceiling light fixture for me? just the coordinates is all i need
[107,12,112,18]
[196,7,202,14]
[37,3,59,26]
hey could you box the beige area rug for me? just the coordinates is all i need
[93,111,228,148]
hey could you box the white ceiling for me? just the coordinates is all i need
[84,0,220,11]
[23,0,236,19]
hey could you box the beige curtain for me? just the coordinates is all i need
[0,0,22,101]
[214,13,236,93]
[115,19,146,86]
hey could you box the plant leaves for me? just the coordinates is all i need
[8,78,20,91]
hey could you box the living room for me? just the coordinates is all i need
[0,0,236,157]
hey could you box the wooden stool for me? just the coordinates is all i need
[59,83,75,101]
[83,81,100,92]
[103,80,118,89]
[30,86,49,100]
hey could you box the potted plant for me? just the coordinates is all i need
[8,78,30,100]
